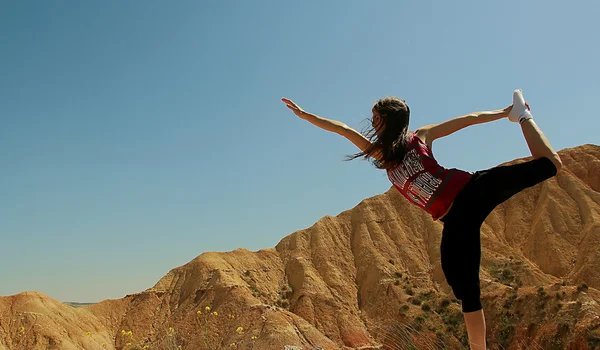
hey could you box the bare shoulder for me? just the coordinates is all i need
[413,125,435,148]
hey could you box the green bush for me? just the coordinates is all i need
[496,311,515,349]
[409,297,422,306]
[489,261,523,288]
[577,283,589,292]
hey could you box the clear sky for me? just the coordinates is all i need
[1,1,598,303]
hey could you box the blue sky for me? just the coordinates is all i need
[1,1,598,303]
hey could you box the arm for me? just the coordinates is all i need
[282,98,381,160]
[304,112,375,157]
[416,107,511,147]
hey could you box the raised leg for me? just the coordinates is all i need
[520,119,562,171]
[508,89,562,171]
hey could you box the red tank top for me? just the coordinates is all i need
[386,132,473,220]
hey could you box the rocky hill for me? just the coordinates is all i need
[1,144,599,350]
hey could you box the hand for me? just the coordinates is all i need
[282,98,308,119]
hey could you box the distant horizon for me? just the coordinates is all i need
[2,1,599,303]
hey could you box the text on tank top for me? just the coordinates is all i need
[386,132,473,220]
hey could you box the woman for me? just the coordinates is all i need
[281,90,562,350]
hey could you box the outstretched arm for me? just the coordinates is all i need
[416,105,517,148]
[282,98,380,160]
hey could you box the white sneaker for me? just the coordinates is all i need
[508,89,532,123]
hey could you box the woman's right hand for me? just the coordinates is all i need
[282,98,308,119]
[504,101,531,116]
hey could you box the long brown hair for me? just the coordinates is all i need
[347,96,411,170]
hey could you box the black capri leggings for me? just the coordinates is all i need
[439,157,558,313]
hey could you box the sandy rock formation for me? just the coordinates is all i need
[1,144,599,349]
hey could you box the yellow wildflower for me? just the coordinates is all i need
[205,306,211,311]
[213,311,218,316]
[197,310,202,316]
[169,327,175,333]
[18,326,25,334]
[251,335,257,340]
[101,344,106,348]
[236,327,244,334]
[85,331,91,336]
